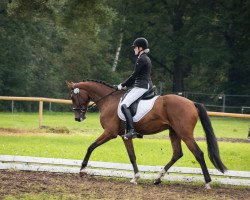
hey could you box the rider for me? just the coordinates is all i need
[117,37,153,139]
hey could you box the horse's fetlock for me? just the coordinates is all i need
[81,162,87,169]
[205,177,212,183]
[134,172,140,178]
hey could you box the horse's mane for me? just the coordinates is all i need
[83,79,116,89]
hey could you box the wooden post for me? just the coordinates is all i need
[11,100,14,113]
[222,94,226,112]
[248,124,250,139]
[39,101,43,128]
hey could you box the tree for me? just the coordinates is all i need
[220,0,250,95]
[0,0,249,112]
[113,0,249,95]
[0,0,118,111]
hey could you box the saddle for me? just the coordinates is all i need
[122,86,157,117]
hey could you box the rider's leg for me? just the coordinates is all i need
[121,87,148,139]
[121,104,139,139]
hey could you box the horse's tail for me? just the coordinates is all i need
[194,102,227,173]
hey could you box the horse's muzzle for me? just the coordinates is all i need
[75,116,86,122]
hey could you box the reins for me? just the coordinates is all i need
[87,89,118,110]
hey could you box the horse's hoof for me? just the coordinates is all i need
[154,178,162,185]
[79,169,87,177]
[205,183,211,189]
[130,179,138,185]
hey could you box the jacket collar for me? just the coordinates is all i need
[138,48,150,58]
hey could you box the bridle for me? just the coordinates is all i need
[71,88,88,114]
[72,87,118,112]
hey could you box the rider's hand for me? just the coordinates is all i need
[117,83,126,90]
[117,83,123,90]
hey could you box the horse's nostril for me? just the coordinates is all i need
[75,118,80,122]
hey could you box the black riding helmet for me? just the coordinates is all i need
[132,37,148,49]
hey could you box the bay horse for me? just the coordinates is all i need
[67,80,227,189]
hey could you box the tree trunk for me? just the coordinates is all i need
[172,55,184,92]
[112,16,125,72]
[112,31,124,72]
[171,3,185,93]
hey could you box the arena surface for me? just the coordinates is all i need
[0,170,249,199]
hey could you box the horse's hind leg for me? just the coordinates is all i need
[183,138,211,189]
[154,129,183,185]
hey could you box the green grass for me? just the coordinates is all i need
[0,112,249,171]
[0,133,249,171]
[0,112,249,138]
[0,112,102,132]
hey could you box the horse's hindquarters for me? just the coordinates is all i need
[134,96,170,135]
[134,95,198,137]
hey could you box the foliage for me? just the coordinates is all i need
[114,0,250,94]
[0,0,249,111]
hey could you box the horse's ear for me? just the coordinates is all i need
[66,81,74,89]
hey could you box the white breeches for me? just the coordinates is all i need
[121,87,148,107]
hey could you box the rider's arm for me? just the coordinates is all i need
[121,58,145,88]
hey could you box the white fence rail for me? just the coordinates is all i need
[0,155,249,186]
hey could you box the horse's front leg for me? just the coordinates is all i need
[123,138,140,184]
[80,130,116,175]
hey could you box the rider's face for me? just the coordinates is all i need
[133,46,141,56]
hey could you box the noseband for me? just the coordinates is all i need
[72,106,87,112]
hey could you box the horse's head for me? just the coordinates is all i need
[67,81,90,122]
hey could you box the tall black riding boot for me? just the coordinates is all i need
[121,104,140,139]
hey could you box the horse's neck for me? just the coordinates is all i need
[80,82,114,103]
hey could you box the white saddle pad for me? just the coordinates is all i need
[117,96,159,122]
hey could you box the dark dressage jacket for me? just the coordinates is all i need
[121,52,153,89]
